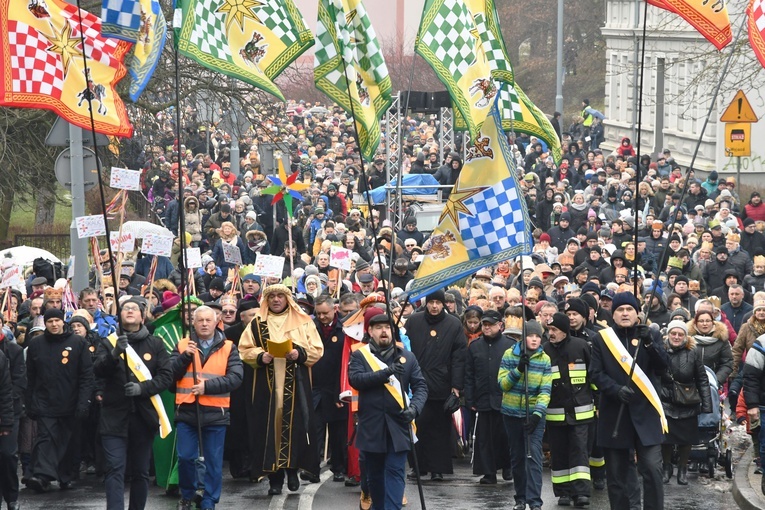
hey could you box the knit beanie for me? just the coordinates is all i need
[611,292,640,313]
[526,320,544,338]
[43,308,65,323]
[549,312,570,335]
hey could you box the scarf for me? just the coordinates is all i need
[570,201,588,212]
[749,317,765,337]
[424,308,446,325]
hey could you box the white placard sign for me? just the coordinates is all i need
[330,245,352,271]
[110,167,141,190]
[0,266,21,288]
[76,215,106,238]
[222,243,243,266]
[141,233,173,257]
[253,254,285,278]
[184,248,202,269]
[110,231,135,253]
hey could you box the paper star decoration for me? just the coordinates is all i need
[261,160,309,217]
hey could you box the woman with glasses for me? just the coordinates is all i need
[659,321,712,485]
[688,310,733,386]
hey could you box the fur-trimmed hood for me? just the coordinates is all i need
[184,195,199,210]
[687,319,729,344]
[245,229,266,241]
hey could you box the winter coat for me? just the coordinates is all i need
[211,236,247,273]
[25,327,94,418]
[744,272,765,295]
[0,338,25,417]
[93,326,173,437]
[184,196,204,242]
[732,318,765,377]
[687,320,733,385]
[743,337,765,410]
[498,342,552,419]
[728,248,754,278]
[464,332,515,412]
[406,310,467,401]
[659,336,712,420]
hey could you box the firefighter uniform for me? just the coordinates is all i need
[544,334,594,504]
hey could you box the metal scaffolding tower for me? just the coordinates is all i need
[439,107,453,163]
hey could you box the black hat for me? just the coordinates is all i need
[744,218,756,227]
[716,247,729,255]
[674,275,689,285]
[560,212,571,222]
[31,276,47,286]
[43,308,65,323]
[125,296,147,317]
[580,293,599,313]
[480,309,503,324]
[209,278,226,292]
[564,298,589,319]
[220,203,231,213]
[549,312,570,335]
[426,289,446,304]
[367,312,390,327]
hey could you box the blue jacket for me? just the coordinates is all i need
[350,343,428,453]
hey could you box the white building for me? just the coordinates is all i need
[601,0,765,184]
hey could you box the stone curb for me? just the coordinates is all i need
[733,444,765,510]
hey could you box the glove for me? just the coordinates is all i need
[400,404,417,423]
[112,334,129,359]
[524,414,541,433]
[0,426,11,436]
[25,410,38,421]
[391,358,406,379]
[517,353,531,373]
[124,382,142,397]
[75,407,89,420]
[635,325,653,348]
[617,385,636,404]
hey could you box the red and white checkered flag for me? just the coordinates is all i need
[748,0,765,68]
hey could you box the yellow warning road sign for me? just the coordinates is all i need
[724,123,751,157]
[720,90,758,123]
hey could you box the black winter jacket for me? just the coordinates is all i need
[464,332,515,412]
[659,337,712,420]
[94,326,173,437]
[25,327,94,418]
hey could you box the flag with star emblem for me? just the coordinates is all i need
[314,0,391,162]
[100,0,167,101]
[0,0,133,137]
[408,99,531,302]
[749,0,765,68]
[415,0,495,139]
[450,0,562,163]
[175,0,313,101]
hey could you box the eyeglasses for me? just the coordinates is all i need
[104,294,114,298]
[222,309,236,315]
[122,305,141,312]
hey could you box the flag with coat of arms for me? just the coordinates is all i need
[100,0,167,101]
[449,0,562,163]
[408,98,531,302]
[314,0,392,162]
[0,0,133,137]
[749,0,765,68]
[175,0,313,101]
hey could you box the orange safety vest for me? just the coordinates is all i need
[176,338,233,408]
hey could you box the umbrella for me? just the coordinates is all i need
[0,246,62,267]
[120,221,173,239]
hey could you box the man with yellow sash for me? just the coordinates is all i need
[238,284,324,496]
[171,305,243,510]
[590,293,669,510]
[94,297,173,510]
[543,312,594,508]
[349,312,427,510]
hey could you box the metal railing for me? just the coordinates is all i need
[14,234,71,261]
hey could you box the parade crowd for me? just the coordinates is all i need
[2,99,765,510]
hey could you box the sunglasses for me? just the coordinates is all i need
[222,310,236,315]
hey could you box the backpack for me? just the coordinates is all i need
[32,257,63,285]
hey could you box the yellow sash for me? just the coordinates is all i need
[357,344,417,439]
[600,328,668,433]
[108,333,173,438]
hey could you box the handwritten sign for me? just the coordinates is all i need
[0,266,21,288]
[110,231,135,253]
[330,246,352,271]
[222,243,243,266]
[184,247,202,269]
[110,167,141,190]
[141,233,173,257]
[254,254,285,278]
[76,215,106,238]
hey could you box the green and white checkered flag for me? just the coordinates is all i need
[175,0,313,100]
[448,0,563,163]
[416,0,495,139]
[314,0,392,162]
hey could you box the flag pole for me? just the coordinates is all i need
[72,0,128,380]
[612,11,747,440]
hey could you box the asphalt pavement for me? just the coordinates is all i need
[16,441,743,510]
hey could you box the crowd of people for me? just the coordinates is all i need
[1,97,765,510]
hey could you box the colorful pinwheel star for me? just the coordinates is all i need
[261,160,309,217]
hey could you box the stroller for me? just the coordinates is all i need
[688,366,733,478]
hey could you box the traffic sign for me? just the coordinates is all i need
[724,123,751,157]
[45,116,110,147]
[54,148,101,192]
[720,90,758,123]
